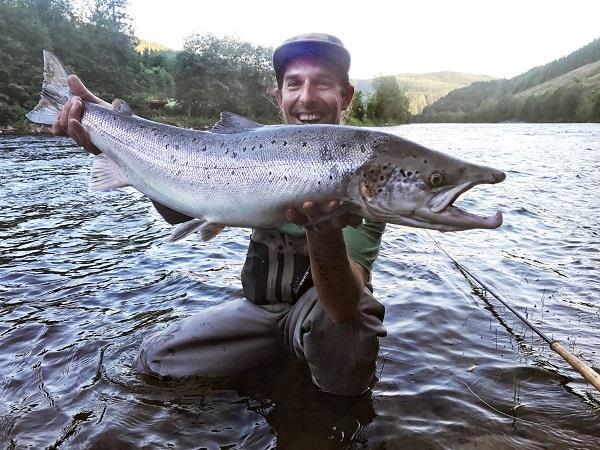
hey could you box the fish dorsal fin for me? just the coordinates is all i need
[211,112,264,134]
[112,98,133,116]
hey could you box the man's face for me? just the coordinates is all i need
[277,57,354,125]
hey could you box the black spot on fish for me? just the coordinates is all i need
[231,170,235,175]
[138,124,144,129]
[165,144,169,149]
[271,140,276,144]
[163,134,167,137]
[423,159,428,164]
[302,142,307,147]
[329,175,333,180]
[243,147,246,151]
[192,137,197,142]
[363,173,368,178]
[283,141,287,146]
[232,152,238,158]
[318,181,321,185]
[377,188,382,193]
[252,146,255,150]
[151,127,157,131]
[407,171,412,176]
[259,144,263,149]
[400,169,406,177]
[284,176,288,181]
[220,142,224,148]
[214,164,217,169]
[360,145,366,153]
[202,146,207,151]
[269,171,272,176]
[341,143,346,149]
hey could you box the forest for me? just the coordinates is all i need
[0,0,410,132]
[416,38,600,123]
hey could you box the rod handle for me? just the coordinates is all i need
[551,341,600,392]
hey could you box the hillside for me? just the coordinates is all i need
[416,37,600,122]
[353,72,494,114]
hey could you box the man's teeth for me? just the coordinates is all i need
[298,113,322,121]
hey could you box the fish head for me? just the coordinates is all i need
[353,136,506,231]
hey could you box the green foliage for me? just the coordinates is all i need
[592,93,600,122]
[366,76,410,124]
[349,90,366,121]
[0,1,281,129]
[174,34,278,121]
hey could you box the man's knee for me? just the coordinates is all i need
[299,290,386,395]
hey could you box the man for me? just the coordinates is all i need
[52,33,386,396]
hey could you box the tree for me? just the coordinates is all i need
[367,76,410,124]
[349,90,366,121]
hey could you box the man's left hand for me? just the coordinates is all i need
[286,200,362,235]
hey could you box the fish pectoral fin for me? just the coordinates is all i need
[304,200,362,228]
[111,98,133,116]
[90,155,130,191]
[168,218,225,242]
[210,111,264,134]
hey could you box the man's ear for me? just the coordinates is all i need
[341,84,355,111]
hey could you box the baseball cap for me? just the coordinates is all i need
[273,33,351,82]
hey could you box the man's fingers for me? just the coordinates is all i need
[67,75,110,107]
[57,98,72,132]
[69,97,82,122]
[286,208,308,225]
[70,119,101,155]
[348,214,363,228]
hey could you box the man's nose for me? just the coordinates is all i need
[298,82,317,105]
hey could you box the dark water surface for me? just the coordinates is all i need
[1,123,599,449]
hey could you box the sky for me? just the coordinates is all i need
[128,0,600,80]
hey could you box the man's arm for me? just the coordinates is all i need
[286,200,368,324]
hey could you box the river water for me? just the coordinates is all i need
[0,123,599,449]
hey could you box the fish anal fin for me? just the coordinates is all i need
[211,112,264,134]
[90,155,130,191]
[168,218,225,242]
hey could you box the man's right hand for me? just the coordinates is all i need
[51,75,110,155]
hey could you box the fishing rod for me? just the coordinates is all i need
[426,232,600,392]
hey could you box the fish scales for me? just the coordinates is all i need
[83,103,378,227]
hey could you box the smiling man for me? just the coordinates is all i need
[52,33,387,396]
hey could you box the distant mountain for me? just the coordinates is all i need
[353,72,495,114]
[416,37,600,122]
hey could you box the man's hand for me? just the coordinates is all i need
[51,75,109,155]
[285,200,362,235]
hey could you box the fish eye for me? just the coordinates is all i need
[429,172,445,187]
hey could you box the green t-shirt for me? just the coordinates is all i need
[277,220,386,273]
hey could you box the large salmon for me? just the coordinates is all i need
[27,51,505,240]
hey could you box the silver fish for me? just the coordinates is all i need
[27,51,506,240]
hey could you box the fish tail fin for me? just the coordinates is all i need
[25,50,72,125]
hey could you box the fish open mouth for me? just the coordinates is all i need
[425,172,505,230]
